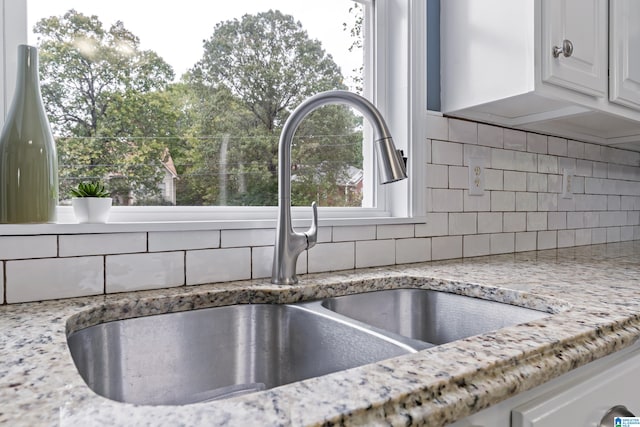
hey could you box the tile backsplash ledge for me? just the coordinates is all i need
[1,116,639,304]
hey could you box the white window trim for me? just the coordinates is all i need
[0,0,426,232]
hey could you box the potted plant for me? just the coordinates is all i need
[70,181,112,223]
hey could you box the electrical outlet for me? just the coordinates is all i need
[468,157,485,196]
[562,169,574,199]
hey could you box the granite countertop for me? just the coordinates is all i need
[2,242,640,426]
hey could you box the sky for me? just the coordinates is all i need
[26,0,364,88]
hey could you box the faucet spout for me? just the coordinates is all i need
[271,90,407,285]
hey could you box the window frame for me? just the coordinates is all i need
[1,0,426,227]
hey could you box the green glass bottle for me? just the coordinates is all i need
[0,45,59,223]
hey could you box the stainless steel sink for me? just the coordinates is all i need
[67,287,550,406]
[67,303,412,406]
[321,288,549,345]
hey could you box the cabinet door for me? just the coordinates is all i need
[541,0,607,97]
[610,0,640,109]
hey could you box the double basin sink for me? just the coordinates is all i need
[67,287,549,406]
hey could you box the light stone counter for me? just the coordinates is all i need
[2,242,640,426]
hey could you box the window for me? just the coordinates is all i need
[1,0,425,223]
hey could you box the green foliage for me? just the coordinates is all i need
[37,8,365,208]
[35,10,178,203]
[70,181,110,198]
[181,9,363,207]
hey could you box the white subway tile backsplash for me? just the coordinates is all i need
[547,174,563,193]
[593,162,608,178]
[491,148,515,170]
[463,145,491,166]
[0,235,57,260]
[548,137,568,156]
[478,212,503,234]
[557,230,575,248]
[504,212,526,232]
[607,227,621,243]
[432,140,464,165]
[0,119,638,305]
[527,212,547,231]
[537,193,558,211]
[186,248,251,285]
[396,238,431,264]
[106,252,184,293]
[503,129,527,151]
[503,171,527,191]
[60,233,146,257]
[149,230,220,252]
[576,160,593,177]
[584,143,602,161]
[432,189,464,212]
[516,232,537,252]
[427,164,449,188]
[567,140,585,158]
[513,152,538,172]
[449,213,477,235]
[537,155,558,174]
[463,191,491,212]
[527,133,547,154]
[592,228,607,244]
[491,233,515,254]
[527,173,548,192]
[377,224,414,240]
[491,191,515,212]
[478,124,504,148]
[547,212,566,230]
[431,236,462,260]
[448,166,468,189]
[516,192,537,211]
[621,226,635,241]
[426,115,449,140]
[356,240,395,268]
[463,234,490,257]
[607,196,622,211]
[537,231,557,250]
[333,225,376,242]
[485,169,503,191]
[221,229,274,248]
[308,242,354,273]
[575,229,592,246]
[449,118,477,144]
[6,257,103,303]
[415,213,448,237]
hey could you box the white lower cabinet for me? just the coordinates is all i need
[448,341,640,427]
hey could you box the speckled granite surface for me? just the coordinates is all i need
[2,242,640,426]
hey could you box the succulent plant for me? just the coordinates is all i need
[70,182,111,198]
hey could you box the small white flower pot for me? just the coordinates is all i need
[72,197,112,223]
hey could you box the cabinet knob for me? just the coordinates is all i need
[599,405,636,427]
[552,39,574,58]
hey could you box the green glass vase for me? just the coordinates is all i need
[0,45,59,223]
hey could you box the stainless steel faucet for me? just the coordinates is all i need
[271,90,408,285]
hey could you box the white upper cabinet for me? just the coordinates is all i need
[541,0,607,97]
[441,0,640,150]
[610,0,640,109]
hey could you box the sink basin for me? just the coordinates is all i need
[67,303,412,406]
[321,288,549,345]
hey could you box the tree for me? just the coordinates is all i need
[185,10,363,207]
[34,10,178,203]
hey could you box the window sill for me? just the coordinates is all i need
[0,206,426,235]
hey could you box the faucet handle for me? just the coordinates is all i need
[305,202,318,249]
